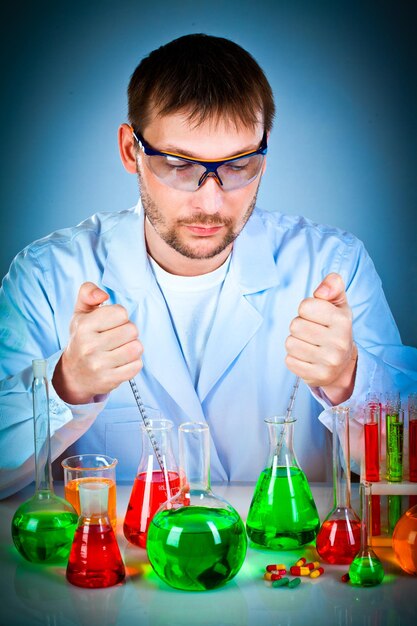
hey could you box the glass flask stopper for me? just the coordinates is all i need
[146,421,247,591]
[246,415,320,549]
[11,359,78,563]
[66,481,126,588]
[123,418,180,547]
[349,482,384,586]
[316,406,361,564]
[392,503,417,575]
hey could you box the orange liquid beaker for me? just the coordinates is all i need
[62,455,118,528]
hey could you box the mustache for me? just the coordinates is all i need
[179,214,232,227]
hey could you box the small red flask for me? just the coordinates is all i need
[66,481,125,588]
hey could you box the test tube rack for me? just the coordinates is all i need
[360,444,417,546]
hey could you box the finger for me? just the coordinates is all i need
[313,272,347,307]
[285,354,327,386]
[289,316,329,344]
[106,339,143,368]
[74,282,109,314]
[99,320,139,351]
[298,298,348,327]
[74,304,131,334]
[285,335,319,362]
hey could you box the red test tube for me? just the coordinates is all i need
[364,402,381,535]
[409,394,417,483]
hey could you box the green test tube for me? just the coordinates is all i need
[386,408,404,482]
[388,495,402,533]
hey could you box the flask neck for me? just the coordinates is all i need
[179,422,211,493]
[32,360,53,494]
[266,417,298,468]
[360,482,372,551]
[138,419,177,474]
[332,407,351,509]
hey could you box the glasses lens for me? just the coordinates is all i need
[218,154,265,191]
[144,153,265,191]
[145,155,204,191]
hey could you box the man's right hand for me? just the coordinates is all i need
[52,282,143,404]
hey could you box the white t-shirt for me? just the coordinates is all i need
[149,255,231,388]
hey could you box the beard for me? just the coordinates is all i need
[138,171,260,260]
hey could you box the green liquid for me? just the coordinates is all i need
[388,495,402,533]
[349,554,385,586]
[146,506,247,591]
[12,509,78,563]
[246,466,320,549]
[386,416,403,482]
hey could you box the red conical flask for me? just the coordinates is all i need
[66,481,125,588]
[123,418,180,548]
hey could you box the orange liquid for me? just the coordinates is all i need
[392,506,417,575]
[65,477,117,528]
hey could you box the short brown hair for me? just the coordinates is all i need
[128,33,275,134]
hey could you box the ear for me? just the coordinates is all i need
[118,123,137,174]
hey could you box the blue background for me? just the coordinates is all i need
[1,0,416,346]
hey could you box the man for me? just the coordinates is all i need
[1,34,416,498]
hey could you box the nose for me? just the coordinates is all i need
[191,174,223,214]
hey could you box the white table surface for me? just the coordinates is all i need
[0,481,416,626]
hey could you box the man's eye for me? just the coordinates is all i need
[166,157,193,170]
[224,163,248,172]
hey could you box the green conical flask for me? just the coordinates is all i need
[246,415,320,550]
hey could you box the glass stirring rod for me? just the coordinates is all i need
[276,375,300,457]
[129,378,166,473]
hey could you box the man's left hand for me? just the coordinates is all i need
[285,272,358,405]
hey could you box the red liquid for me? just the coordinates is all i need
[371,495,381,535]
[409,419,417,482]
[316,518,361,564]
[66,523,125,588]
[123,470,180,548]
[364,421,379,481]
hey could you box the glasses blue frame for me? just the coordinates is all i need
[131,126,268,190]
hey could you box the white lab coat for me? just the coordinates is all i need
[1,202,416,498]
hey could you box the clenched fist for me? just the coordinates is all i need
[285,273,358,405]
[53,282,143,404]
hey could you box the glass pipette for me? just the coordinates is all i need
[286,376,300,421]
[129,378,166,473]
[276,375,300,457]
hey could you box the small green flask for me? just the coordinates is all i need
[11,359,78,563]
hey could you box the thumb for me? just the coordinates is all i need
[74,282,109,314]
[313,272,347,307]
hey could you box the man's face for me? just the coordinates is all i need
[135,112,266,274]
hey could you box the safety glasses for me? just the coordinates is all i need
[131,126,267,191]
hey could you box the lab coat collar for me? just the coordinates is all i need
[102,201,155,298]
[102,201,280,297]
[230,210,281,295]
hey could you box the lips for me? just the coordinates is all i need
[185,225,224,236]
